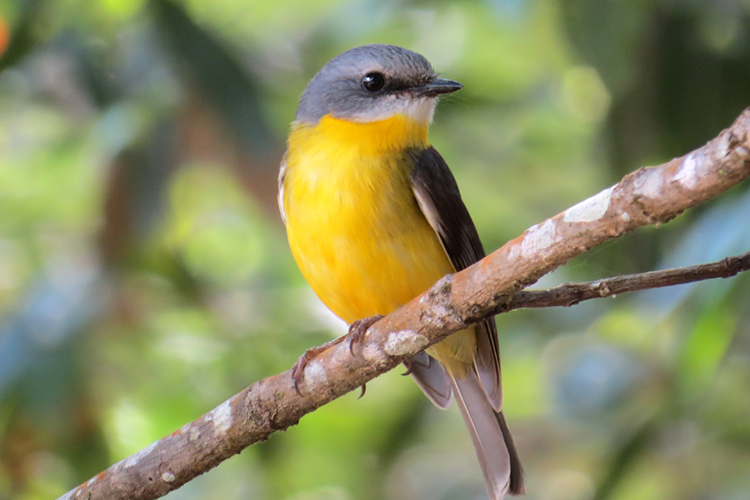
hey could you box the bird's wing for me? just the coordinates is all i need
[409,146,503,411]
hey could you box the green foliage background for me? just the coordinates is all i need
[0,0,749,499]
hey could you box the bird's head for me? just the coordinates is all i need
[295,44,462,127]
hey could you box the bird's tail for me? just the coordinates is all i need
[451,369,525,499]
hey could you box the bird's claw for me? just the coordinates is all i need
[401,360,414,376]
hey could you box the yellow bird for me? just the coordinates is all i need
[278,44,524,499]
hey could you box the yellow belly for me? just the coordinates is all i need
[282,114,476,375]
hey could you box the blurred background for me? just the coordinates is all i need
[1,0,750,499]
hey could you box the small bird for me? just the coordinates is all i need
[278,44,524,499]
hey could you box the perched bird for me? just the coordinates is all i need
[278,44,524,499]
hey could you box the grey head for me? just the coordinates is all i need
[295,44,462,125]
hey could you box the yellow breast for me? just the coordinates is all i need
[282,113,475,375]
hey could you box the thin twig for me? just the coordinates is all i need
[495,251,750,312]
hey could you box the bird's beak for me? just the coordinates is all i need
[412,77,463,97]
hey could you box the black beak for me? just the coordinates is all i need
[412,77,463,97]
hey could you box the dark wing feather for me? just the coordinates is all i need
[408,146,503,411]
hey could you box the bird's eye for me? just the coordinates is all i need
[362,72,386,92]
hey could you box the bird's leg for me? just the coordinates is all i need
[291,315,383,395]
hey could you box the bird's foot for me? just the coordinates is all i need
[347,314,384,356]
[291,336,347,394]
[348,315,383,398]
[291,314,383,396]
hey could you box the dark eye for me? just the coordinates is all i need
[362,72,386,92]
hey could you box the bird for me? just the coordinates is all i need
[278,44,524,499]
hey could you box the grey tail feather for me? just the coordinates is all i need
[409,351,452,409]
[452,370,525,499]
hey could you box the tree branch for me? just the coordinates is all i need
[497,251,750,312]
[59,108,750,500]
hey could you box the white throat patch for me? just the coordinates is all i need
[346,95,438,125]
